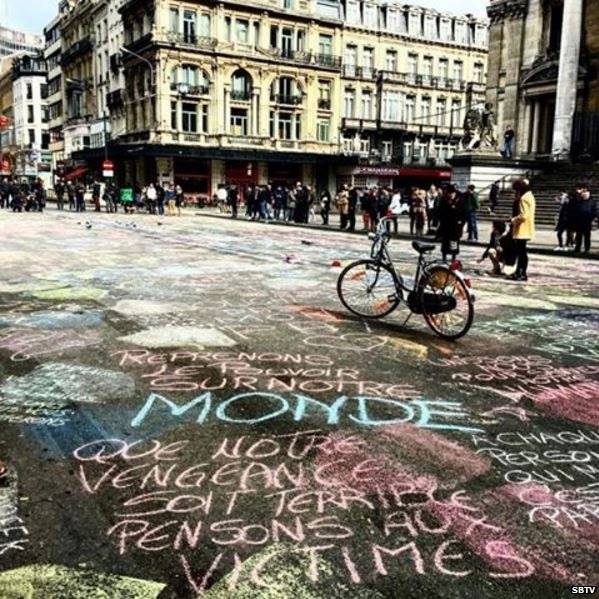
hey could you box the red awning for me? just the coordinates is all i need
[63,166,88,181]
[399,167,452,179]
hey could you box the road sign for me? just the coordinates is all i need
[102,160,114,178]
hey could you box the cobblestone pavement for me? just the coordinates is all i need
[0,210,598,598]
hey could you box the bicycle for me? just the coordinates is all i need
[337,217,475,340]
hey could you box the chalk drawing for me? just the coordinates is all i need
[119,326,237,349]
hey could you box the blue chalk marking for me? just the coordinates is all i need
[130,391,484,433]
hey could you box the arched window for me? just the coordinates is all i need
[270,76,301,104]
[231,69,252,100]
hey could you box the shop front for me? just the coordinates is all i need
[267,162,303,188]
[337,164,452,192]
[174,158,211,206]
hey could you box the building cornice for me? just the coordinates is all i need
[487,0,527,23]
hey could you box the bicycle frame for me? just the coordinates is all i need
[368,217,442,296]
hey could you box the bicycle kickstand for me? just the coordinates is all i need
[400,311,414,329]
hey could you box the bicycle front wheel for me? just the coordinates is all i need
[419,266,474,340]
[337,259,400,319]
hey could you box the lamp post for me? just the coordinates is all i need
[119,45,155,87]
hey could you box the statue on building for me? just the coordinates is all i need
[460,102,498,152]
[461,107,482,151]
[480,102,498,149]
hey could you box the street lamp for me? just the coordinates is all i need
[119,45,155,88]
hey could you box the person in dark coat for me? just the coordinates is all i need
[319,189,331,225]
[347,186,359,232]
[437,184,466,262]
[54,179,65,211]
[293,182,308,223]
[554,191,573,251]
[75,183,86,212]
[488,181,500,215]
[572,183,596,254]
[227,184,239,219]
[273,185,288,221]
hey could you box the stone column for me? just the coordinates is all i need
[551,0,583,159]
[223,88,230,135]
[531,100,541,154]
[251,89,259,136]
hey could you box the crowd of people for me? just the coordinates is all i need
[3,173,595,278]
[0,177,188,216]
[554,182,596,254]
[0,177,48,212]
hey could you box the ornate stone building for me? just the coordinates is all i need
[57,0,487,196]
[486,0,599,160]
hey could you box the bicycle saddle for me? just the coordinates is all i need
[412,240,435,254]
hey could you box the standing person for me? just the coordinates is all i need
[360,189,371,231]
[426,184,439,234]
[572,182,596,254]
[0,177,8,209]
[502,125,515,159]
[367,187,379,231]
[92,180,102,212]
[175,184,183,216]
[10,186,23,212]
[307,185,316,223]
[103,183,114,213]
[67,181,76,211]
[336,185,349,230]
[257,185,270,220]
[286,185,296,222]
[216,184,228,213]
[488,180,500,215]
[437,184,466,263]
[387,191,401,234]
[75,183,86,212]
[408,187,418,235]
[54,179,65,211]
[293,182,307,223]
[146,183,157,214]
[245,185,257,220]
[347,185,358,232]
[554,191,573,251]
[165,183,176,216]
[273,185,287,221]
[509,178,536,281]
[155,182,165,216]
[227,184,239,219]
[412,187,427,237]
[34,179,46,212]
[463,184,480,241]
[319,188,331,225]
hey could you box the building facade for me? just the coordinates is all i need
[44,12,65,177]
[49,0,488,196]
[0,26,43,60]
[486,0,599,161]
[0,53,50,182]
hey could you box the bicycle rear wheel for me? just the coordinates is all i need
[419,266,473,340]
[337,259,400,318]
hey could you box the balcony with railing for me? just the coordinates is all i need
[60,38,92,66]
[263,48,313,66]
[342,66,378,80]
[378,71,467,92]
[315,54,342,69]
[123,32,153,54]
[318,98,331,110]
[160,31,218,51]
[341,117,377,130]
[170,83,210,96]
[271,94,302,106]
[230,90,251,101]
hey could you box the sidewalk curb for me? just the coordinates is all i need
[194,212,599,261]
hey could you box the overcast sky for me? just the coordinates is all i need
[0,0,488,34]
